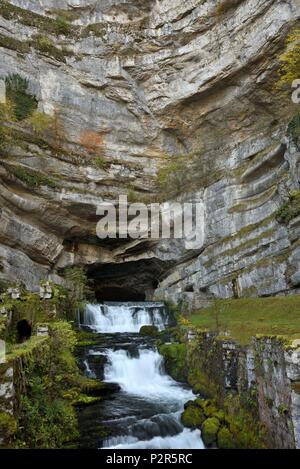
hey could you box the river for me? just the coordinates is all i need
[77,302,204,449]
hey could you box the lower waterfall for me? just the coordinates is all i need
[77,302,204,449]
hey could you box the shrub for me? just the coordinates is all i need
[287,113,300,145]
[94,155,107,169]
[32,35,66,62]
[5,74,37,121]
[53,15,72,36]
[8,165,57,189]
[276,189,300,223]
[277,29,300,88]
[27,111,55,136]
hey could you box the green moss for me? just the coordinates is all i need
[139,325,159,337]
[0,412,17,439]
[158,342,187,381]
[181,401,206,428]
[217,427,235,449]
[201,417,220,446]
[72,394,102,406]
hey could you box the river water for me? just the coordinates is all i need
[77,302,204,449]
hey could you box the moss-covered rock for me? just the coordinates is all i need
[217,427,236,449]
[195,398,218,418]
[0,412,17,438]
[181,401,206,428]
[201,417,220,446]
[139,325,159,337]
[158,342,187,381]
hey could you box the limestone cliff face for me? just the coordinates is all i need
[0,0,300,302]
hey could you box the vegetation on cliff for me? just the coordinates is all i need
[189,297,300,345]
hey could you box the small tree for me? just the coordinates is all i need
[5,74,37,121]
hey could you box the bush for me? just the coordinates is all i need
[53,15,72,36]
[277,29,300,88]
[27,111,55,136]
[5,74,37,121]
[16,322,80,448]
[276,189,300,223]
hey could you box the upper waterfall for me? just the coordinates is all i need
[81,302,168,333]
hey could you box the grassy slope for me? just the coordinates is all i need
[189,296,300,345]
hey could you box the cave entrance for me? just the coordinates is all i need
[95,287,145,302]
[87,259,174,303]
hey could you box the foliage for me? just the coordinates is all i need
[277,30,300,88]
[94,155,107,169]
[0,1,76,37]
[64,267,89,305]
[276,189,300,224]
[31,35,66,62]
[53,15,72,36]
[158,342,187,381]
[8,165,58,189]
[5,74,37,121]
[189,296,300,345]
[155,152,219,201]
[287,112,300,145]
[27,111,55,136]
[0,100,16,153]
[14,322,80,448]
[0,412,17,438]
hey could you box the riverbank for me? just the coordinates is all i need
[159,298,300,449]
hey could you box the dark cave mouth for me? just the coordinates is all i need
[87,259,174,303]
[95,287,146,302]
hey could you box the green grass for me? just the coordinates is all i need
[189,297,300,345]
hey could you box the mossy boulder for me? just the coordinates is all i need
[158,342,187,381]
[139,325,159,337]
[181,401,206,428]
[195,398,218,418]
[201,417,220,446]
[217,427,236,449]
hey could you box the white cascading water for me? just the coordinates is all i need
[103,348,204,449]
[104,349,190,401]
[80,301,204,449]
[82,302,167,333]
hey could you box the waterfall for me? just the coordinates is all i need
[104,349,191,401]
[82,302,168,333]
[78,300,204,449]
[102,348,203,449]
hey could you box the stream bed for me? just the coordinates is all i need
[76,302,204,449]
